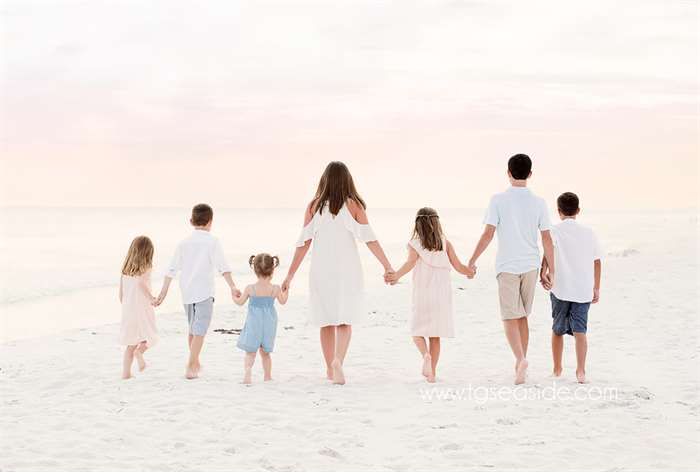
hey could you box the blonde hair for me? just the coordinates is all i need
[121,236,154,276]
[412,207,444,251]
[248,253,280,278]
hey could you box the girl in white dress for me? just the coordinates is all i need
[283,161,394,385]
[119,236,158,380]
[388,208,474,382]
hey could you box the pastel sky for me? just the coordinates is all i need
[1,0,698,210]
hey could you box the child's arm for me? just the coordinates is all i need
[282,203,315,291]
[154,277,172,306]
[233,286,250,306]
[347,200,394,278]
[446,241,475,277]
[468,225,496,272]
[541,230,555,289]
[139,272,155,302]
[387,246,419,284]
[592,259,602,303]
[119,276,123,303]
[275,285,289,305]
[223,272,242,299]
[539,256,552,290]
[155,244,181,306]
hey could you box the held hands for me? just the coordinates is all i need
[540,270,554,291]
[230,286,242,301]
[152,293,165,307]
[281,276,292,292]
[466,260,477,279]
[383,268,396,285]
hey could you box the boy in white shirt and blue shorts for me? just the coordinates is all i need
[540,192,602,384]
[155,204,241,379]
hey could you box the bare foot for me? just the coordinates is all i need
[264,375,273,382]
[331,359,345,385]
[185,367,198,380]
[551,368,562,377]
[576,370,587,384]
[426,374,436,383]
[422,353,432,378]
[122,373,132,380]
[515,359,528,385]
[242,368,252,385]
[326,367,333,381]
[135,351,146,372]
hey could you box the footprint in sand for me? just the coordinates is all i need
[223,447,236,455]
[496,417,520,425]
[318,447,343,460]
[440,443,464,452]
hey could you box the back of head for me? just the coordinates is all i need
[191,203,213,227]
[249,253,280,278]
[557,192,580,216]
[122,235,154,276]
[508,154,532,180]
[314,161,366,215]
[413,207,444,251]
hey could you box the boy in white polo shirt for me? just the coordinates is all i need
[155,203,241,379]
[540,192,602,384]
[468,154,555,385]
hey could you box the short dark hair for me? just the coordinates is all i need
[508,154,532,180]
[557,192,579,216]
[191,203,213,226]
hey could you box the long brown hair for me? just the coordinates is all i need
[412,207,444,251]
[121,236,154,276]
[312,161,366,215]
[249,253,280,278]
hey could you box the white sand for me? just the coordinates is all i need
[2,234,699,471]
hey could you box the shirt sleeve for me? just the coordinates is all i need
[213,239,232,274]
[165,244,182,279]
[482,196,499,227]
[538,199,553,231]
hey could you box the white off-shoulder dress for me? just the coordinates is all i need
[408,238,454,338]
[296,203,377,327]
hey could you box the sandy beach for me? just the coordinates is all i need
[2,213,698,471]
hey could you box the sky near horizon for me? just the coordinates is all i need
[1,0,698,210]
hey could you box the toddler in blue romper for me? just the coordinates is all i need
[234,253,289,384]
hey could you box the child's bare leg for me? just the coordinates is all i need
[574,332,588,383]
[243,352,256,384]
[427,337,440,383]
[331,324,352,385]
[135,342,148,372]
[320,326,336,379]
[122,345,137,379]
[259,348,272,381]
[412,337,431,377]
[503,319,527,384]
[551,332,564,376]
[517,317,529,358]
[188,334,193,348]
[186,335,205,379]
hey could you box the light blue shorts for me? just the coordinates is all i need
[184,297,214,336]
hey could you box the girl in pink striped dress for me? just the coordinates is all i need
[388,208,475,382]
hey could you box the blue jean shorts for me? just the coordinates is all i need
[550,293,590,336]
[184,297,214,336]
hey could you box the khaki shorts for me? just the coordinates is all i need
[497,270,538,320]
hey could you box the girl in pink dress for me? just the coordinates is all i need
[388,208,474,382]
[119,236,159,379]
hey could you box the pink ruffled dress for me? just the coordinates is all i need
[119,271,159,347]
[408,238,454,338]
